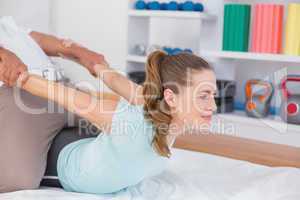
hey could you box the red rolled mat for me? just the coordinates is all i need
[251,4,284,54]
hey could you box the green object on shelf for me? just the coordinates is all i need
[223,4,251,52]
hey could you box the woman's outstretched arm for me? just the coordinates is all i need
[20,74,118,133]
[94,64,145,106]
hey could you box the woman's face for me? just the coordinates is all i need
[167,69,217,134]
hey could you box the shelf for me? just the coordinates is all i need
[201,51,300,63]
[214,111,300,134]
[128,51,300,64]
[128,10,216,20]
[127,55,147,63]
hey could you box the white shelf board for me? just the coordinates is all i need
[201,50,300,63]
[215,111,300,134]
[128,10,216,20]
[127,55,147,63]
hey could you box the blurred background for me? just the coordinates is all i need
[1,0,300,146]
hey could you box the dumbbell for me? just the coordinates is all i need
[172,48,183,55]
[163,47,192,55]
[147,1,161,10]
[178,3,184,10]
[182,1,194,11]
[160,3,168,10]
[134,44,147,56]
[147,45,163,55]
[167,1,179,11]
[183,48,193,54]
[163,47,173,55]
[194,3,204,12]
[135,0,147,10]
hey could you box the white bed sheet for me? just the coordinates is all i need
[1,148,300,200]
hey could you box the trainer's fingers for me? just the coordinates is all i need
[9,71,19,87]
[16,71,29,88]
[0,64,5,82]
[19,64,28,73]
[3,68,11,86]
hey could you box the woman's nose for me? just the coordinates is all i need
[210,98,217,112]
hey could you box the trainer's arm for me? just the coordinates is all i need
[29,31,105,76]
[29,31,145,106]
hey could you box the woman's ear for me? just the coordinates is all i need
[163,88,177,108]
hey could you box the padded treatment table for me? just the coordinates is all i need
[2,146,300,199]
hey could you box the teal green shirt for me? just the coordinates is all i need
[57,97,169,194]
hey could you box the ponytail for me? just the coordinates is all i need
[142,51,172,158]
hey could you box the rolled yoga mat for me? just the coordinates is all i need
[251,4,284,54]
[223,4,251,52]
[284,3,300,56]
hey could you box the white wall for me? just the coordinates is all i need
[0,0,50,32]
[0,0,299,146]
[51,0,128,91]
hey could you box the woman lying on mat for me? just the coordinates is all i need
[18,51,217,194]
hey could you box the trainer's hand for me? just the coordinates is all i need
[0,48,27,87]
[60,43,106,77]
[75,48,106,77]
[16,71,30,88]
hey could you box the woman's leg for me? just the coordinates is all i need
[0,86,67,193]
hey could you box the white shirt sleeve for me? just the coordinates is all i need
[20,27,32,35]
[0,16,52,69]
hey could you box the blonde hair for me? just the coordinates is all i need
[142,51,212,158]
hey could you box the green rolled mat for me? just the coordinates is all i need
[223,4,251,52]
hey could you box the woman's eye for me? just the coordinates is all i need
[198,93,217,100]
[198,95,209,100]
